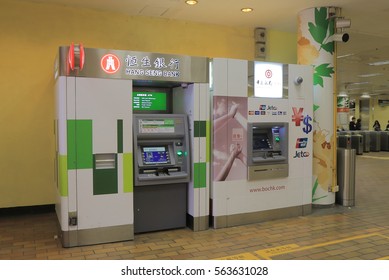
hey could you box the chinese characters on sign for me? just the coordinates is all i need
[124,55,180,78]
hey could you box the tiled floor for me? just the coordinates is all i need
[1,152,389,260]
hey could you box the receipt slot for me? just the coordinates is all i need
[247,122,288,180]
[133,114,190,233]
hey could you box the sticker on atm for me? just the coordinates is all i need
[296,138,308,148]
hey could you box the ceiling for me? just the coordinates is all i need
[24,0,389,98]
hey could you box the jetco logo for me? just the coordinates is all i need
[291,107,312,135]
[296,138,308,148]
[293,150,310,158]
[101,54,121,74]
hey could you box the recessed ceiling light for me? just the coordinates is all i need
[185,0,198,5]
[361,93,371,98]
[241,7,253,13]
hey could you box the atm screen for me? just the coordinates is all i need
[142,146,170,164]
[253,132,271,150]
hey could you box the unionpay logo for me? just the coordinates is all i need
[101,54,121,74]
[296,138,308,148]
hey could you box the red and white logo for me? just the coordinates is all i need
[265,69,272,78]
[101,54,120,74]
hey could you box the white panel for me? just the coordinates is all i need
[56,77,68,154]
[199,138,207,163]
[199,83,210,120]
[58,196,69,231]
[76,169,133,229]
[66,77,76,119]
[117,153,123,194]
[67,170,77,213]
[75,78,133,154]
[123,80,133,153]
[198,184,209,217]
[212,59,228,96]
[288,64,314,101]
[303,175,313,204]
[228,59,248,97]
[193,138,200,163]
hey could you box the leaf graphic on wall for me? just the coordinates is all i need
[308,8,328,44]
[314,63,334,87]
[308,7,334,54]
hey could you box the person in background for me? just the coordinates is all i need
[356,118,362,130]
[349,117,357,130]
[386,120,389,131]
[373,120,381,131]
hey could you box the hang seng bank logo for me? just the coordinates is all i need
[101,54,121,74]
[292,107,312,134]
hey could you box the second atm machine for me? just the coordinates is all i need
[133,112,191,233]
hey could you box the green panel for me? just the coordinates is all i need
[67,120,93,170]
[194,162,207,188]
[123,153,133,193]
[117,119,123,153]
[194,121,200,137]
[194,121,207,137]
[59,155,68,197]
[199,121,207,137]
[93,154,118,195]
[206,120,210,163]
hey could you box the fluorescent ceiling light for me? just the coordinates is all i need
[347,81,370,86]
[338,91,348,97]
[368,60,389,66]
[361,93,370,98]
[337,53,355,59]
[357,73,383,78]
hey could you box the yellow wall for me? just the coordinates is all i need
[267,30,297,64]
[0,0,297,208]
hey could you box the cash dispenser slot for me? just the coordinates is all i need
[138,166,187,181]
[252,151,286,163]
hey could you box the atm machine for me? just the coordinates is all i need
[247,122,288,180]
[133,114,191,233]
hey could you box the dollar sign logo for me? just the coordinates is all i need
[303,115,312,134]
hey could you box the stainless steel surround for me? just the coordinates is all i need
[213,204,312,229]
[61,224,134,248]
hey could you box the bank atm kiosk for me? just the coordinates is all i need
[247,122,288,180]
[133,114,191,233]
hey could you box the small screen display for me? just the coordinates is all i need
[142,146,170,164]
[132,92,167,111]
[253,133,271,150]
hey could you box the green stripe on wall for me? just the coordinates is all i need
[194,162,207,188]
[194,120,207,137]
[117,120,123,153]
[67,120,93,169]
[123,153,133,193]
[59,155,68,197]
[206,120,210,163]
